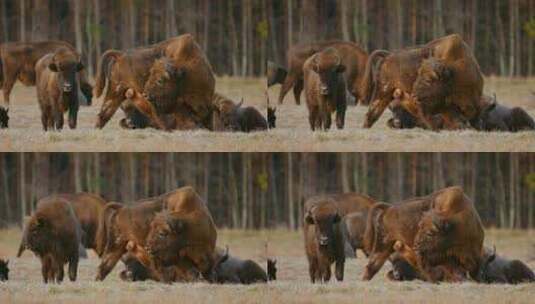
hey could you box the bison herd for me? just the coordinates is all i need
[0,35,274,132]
[268,34,535,132]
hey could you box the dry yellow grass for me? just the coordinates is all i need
[1,77,534,152]
[1,228,534,303]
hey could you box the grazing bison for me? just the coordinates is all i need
[304,196,345,283]
[476,246,535,284]
[18,197,82,283]
[362,34,483,130]
[211,247,271,284]
[0,41,93,111]
[267,61,287,87]
[0,107,8,128]
[35,47,85,131]
[341,211,368,258]
[476,94,535,132]
[274,40,368,105]
[363,186,484,283]
[303,48,347,131]
[0,259,8,281]
[212,94,268,132]
[144,187,218,282]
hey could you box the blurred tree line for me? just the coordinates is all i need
[268,0,535,76]
[0,0,269,77]
[0,153,534,230]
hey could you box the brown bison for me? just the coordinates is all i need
[476,246,535,284]
[303,48,347,131]
[362,34,483,130]
[273,40,368,105]
[119,253,200,283]
[19,197,82,283]
[212,94,268,132]
[476,94,535,132]
[211,246,275,284]
[341,211,368,258]
[267,61,287,87]
[363,186,484,283]
[0,41,93,111]
[35,47,85,131]
[0,259,8,281]
[143,187,218,282]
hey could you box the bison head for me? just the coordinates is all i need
[0,107,8,129]
[49,48,84,95]
[413,58,453,114]
[311,48,346,96]
[145,211,188,266]
[0,259,8,281]
[475,94,498,131]
[305,206,341,250]
[213,98,242,131]
[144,58,186,112]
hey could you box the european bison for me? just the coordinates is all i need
[303,48,347,131]
[274,40,368,105]
[0,259,8,281]
[212,94,268,132]
[267,61,287,87]
[341,211,368,258]
[362,34,483,130]
[119,253,200,283]
[0,41,93,111]
[19,197,82,283]
[363,186,484,283]
[211,246,272,284]
[144,187,218,282]
[476,246,535,284]
[476,94,535,132]
[35,47,85,131]
[304,196,345,283]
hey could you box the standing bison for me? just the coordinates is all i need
[476,246,535,284]
[18,197,82,283]
[362,34,483,130]
[35,47,85,131]
[363,186,484,283]
[272,40,368,105]
[303,48,347,131]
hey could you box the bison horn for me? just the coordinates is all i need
[237,98,244,108]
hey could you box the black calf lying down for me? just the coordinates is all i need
[476,94,535,132]
[212,247,277,284]
[476,246,535,284]
[213,94,270,132]
[0,258,9,281]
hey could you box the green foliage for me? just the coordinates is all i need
[256,20,268,40]
[524,18,535,39]
[525,173,535,191]
[256,172,269,192]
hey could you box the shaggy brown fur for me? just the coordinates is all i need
[35,48,85,131]
[303,48,347,131]
[276,40,368,105]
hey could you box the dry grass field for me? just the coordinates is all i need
[1,228,534,303]
[0,77,534,152]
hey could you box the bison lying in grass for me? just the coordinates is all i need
[212,93,268,132]
[476,246,535,284]
[476,94,535,132]
[211,247,276,284]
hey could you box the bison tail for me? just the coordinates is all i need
[95,202,123,257]
[94,50,123,98]
[363,202,391,255]
[360,50,390,105]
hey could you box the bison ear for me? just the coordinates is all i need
[333,213,341,223]
[76,62,85,72]
[304,211,314,225]
[48,63,59,72]
[336,64,346,73]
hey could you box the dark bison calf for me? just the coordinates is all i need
[212,247,276,284]
[35,47,85,131]
[0,259,8,281]
[19,197,82,283]
[476,95,535,132]
[213,94,268,132]
[304,196,345,283]
[303,48,347,131]
[477,247,535,284]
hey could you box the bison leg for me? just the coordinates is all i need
[68,255,79,282]
[308,106,319,131]
[336,108,346,129]
[1,68,17,108]
[41,106,51,131]
[363,97,392,128]
[96,89,124,129]
[363,249,393,281]
[54,109,64,131]
[41,256,51,284]
[127,90,168,131]
[308,257,319,283]
[278,72,298,105]
[55,259,65,283]
[335,259,344,281]
[293,78,304,105]
[96,248,125,281]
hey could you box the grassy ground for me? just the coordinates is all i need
[1,228,534,303]
[1,77,534,152]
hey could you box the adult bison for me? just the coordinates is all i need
[476,246,535,284]
[363,186,484,283]
[341,211,368,258]
[303,48,347,131]
[35,48,85,131]
[143,187,218,282]
[272,40,368,105]
[0,259,8,281]
[0,41,92,111]
[18,196,82,283]
[362,34,483,130]
[212,93,268,132]
[475,94,535,132]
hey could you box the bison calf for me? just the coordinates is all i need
[0,259,8,281]
[476,95,535,132]
[19,197,82,283]
[211,247,272,284]
[303,48,347,131]
[213,94,268,132]
[477,247,535,284]
[304,196,345,283]
[35,47,85,131]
